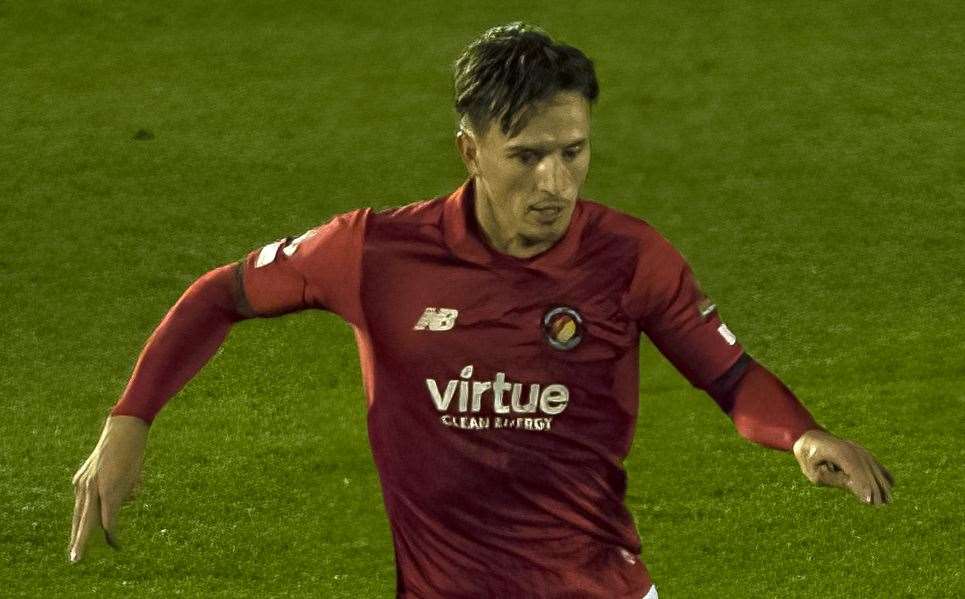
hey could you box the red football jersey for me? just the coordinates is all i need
[240,178,744,599]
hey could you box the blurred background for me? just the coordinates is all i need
[1,1,961,597]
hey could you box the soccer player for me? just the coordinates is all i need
[70,22,894,599]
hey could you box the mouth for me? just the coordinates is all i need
[530,204,564,222]
[531,201,565,211]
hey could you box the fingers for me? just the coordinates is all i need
[864,466,882,505]
[72,455,92,488]
[812,454,847,486]
[69,485,87,556]
[868,460,888,504]
[880,462,895,487]
[70,481,102,563]
[852,452,878,505]
[100,494,121,550]
[816,461,850,489]
[815,442,878,506]
[866,455,893,505]
[852,452,892,506]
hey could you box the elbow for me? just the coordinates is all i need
[177,264,251,323]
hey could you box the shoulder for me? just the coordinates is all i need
[371,194,446,223]
[578,198,680,261]
[312,193,446,241]
[364,194,447,235]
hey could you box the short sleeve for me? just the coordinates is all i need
[239,208,370,327]
[621,228,744,390]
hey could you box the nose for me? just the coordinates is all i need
[535,153,569,198]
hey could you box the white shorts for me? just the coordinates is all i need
[641,584,659,599]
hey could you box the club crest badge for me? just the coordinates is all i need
[542,306,584,351]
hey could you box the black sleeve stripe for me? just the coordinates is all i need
[233,261,258,318]
[705,352,754,412]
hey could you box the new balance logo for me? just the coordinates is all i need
[413,307,459,331]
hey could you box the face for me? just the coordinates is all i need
[457,91,591,253]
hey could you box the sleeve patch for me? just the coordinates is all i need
[717,323,737,345]
[255,240,285,268]
[282,229,316,257]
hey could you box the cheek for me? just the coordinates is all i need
[571,155,590,183]
[492,166,533,202]
[484,158,525,190]
[479,165,530,219]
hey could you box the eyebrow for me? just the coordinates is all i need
[504,138,587,153]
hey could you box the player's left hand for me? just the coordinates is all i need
[792,429,894,506]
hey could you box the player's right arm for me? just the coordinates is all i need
[69,208,369,563]
[69,261,258,562]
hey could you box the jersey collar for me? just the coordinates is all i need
[442,177,587,271]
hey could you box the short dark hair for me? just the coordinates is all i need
[453,22,599,138]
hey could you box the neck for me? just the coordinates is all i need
[472,178,554,259]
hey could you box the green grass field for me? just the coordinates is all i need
[1,1,962,597]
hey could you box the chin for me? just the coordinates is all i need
[530,223,566,242]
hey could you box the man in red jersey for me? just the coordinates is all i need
[70,22,894,598]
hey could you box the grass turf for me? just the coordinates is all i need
[1,1,962,597]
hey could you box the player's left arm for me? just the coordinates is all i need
[706,355,895,505]
[626,230,894,505]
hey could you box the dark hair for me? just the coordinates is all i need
[453,22,599,138]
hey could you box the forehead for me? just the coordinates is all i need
[488,91,590,148]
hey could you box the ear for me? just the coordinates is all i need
[456,129,479,177]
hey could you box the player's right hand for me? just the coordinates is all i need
[69,415,149,562]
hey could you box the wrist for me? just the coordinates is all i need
[793,428,831,459]
[791,425,835,460]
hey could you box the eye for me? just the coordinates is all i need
[516,151,539,166]
[563,146,582,161]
